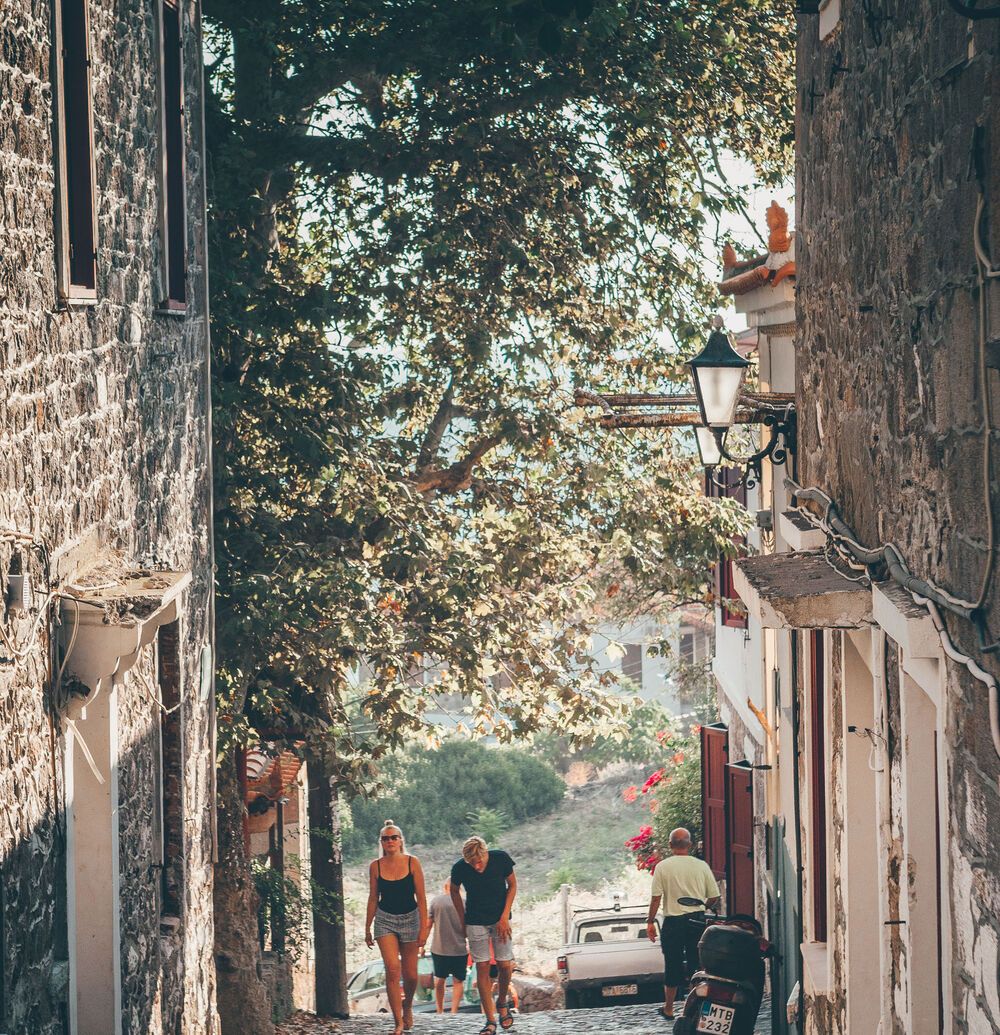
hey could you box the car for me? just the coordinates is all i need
[556,904,665,1009]
[347,956,483,1014]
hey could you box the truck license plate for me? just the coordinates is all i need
[696,1002,735,1033]
[601,984,638,997]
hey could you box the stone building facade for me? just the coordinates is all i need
[0,0,215,1032]
[793,2,1000,1032]
[698,4,1000,1035]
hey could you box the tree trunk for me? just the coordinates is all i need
[308,756,350,1017]
[214,749,275,1034]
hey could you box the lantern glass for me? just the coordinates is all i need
[695,425,724,468]
[692,363,746,428]
[688,326,750,428]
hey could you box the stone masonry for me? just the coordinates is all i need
[797,3,1000,1031]
[0,0,215,1032]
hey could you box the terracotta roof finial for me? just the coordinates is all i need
[722,242,738,270]
[767,201,792,254]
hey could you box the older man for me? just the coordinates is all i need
[645,827,721,1020]
[451,835,517,1034]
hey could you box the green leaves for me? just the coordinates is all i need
[204,0,787,791]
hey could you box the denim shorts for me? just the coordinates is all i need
[466,923,515,964]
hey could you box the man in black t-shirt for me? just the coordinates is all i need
[450,835,517,1033]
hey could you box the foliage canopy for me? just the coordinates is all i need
[202,0,792,778]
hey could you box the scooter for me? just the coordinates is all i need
[670,896,770,1035]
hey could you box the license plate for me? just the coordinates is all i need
[601,983,638,997]
[696,1002,735,1033]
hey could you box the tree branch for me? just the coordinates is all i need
[411,433,504,494]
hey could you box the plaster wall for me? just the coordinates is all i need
[0,0,215,1031]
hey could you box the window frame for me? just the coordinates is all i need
[808,629,828,943]
[155,0,188,311]
[52,0,99,302]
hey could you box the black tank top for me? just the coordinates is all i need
[377,856,418,915]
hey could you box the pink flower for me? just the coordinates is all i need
[623,785,638,803]
[672,751,685,765]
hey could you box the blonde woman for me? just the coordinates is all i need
[365,821,429,1034]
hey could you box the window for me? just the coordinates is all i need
[621,643,643,688]
[157,621,185,918]
[363,962,386,991]
[679,631,695,665]
[54,0,98,298]
[704,469,748,629]
[808,629,827,942]
[157,0,187,308]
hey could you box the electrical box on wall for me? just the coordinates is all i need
[6,574,33,611]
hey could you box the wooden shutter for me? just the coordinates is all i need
[700,722,729,880]
[809,629,828,941]
[725,761,755,916]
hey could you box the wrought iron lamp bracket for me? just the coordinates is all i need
[710,405,796,490]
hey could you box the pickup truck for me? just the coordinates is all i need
[557,905,664,1009]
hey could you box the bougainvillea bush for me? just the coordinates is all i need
[623,722,704,871]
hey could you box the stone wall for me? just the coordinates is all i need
[797,5,1000,1031]
[0,0,215,1030]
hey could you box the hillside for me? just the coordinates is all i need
[341,767,653,976]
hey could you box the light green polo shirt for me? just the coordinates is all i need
[650,855,720,917]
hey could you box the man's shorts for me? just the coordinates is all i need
[466,923,515,964]
[431,953,468,981]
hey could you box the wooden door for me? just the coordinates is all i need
[701,723,729,880]
[726,761,755,916]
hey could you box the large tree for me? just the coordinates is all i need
[201,1,793,1029]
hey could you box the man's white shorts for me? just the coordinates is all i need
[466,923,515,964]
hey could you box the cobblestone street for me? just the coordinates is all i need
[278,999,772,1035]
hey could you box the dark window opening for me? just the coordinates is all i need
[621,643,643,688]
[808,629,827,942]
[160,0,187,308]
[158,622,185,918]
[58,0,97,295]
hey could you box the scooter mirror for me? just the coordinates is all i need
[677,897,704,907]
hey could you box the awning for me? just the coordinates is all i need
[732,550,872,629]
[60,567,192,705]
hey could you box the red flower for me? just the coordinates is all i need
[672,751,685,765]
[641,769,665,794]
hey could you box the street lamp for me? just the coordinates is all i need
[688,315,750,429]
[688,317,796,488]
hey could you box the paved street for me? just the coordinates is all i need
[278,999,772,1035]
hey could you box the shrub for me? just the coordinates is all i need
[344,739,564,857]
[466,806,509,844]
[623,722,704,870]
[546,864,579,892]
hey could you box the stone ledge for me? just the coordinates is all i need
[733,550,872,629]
